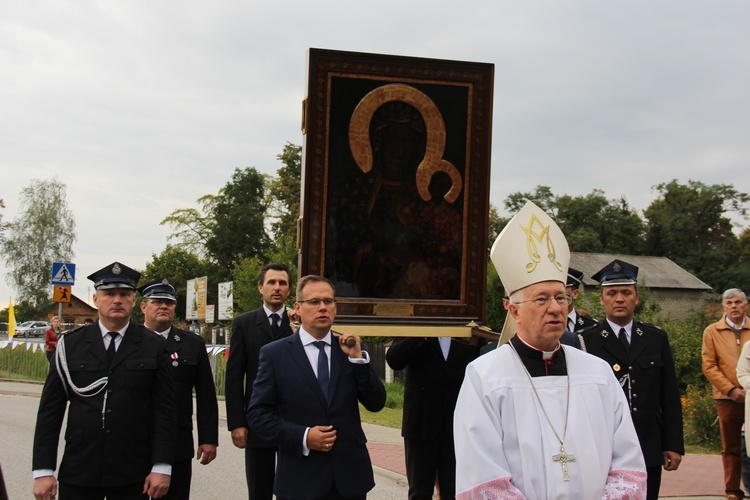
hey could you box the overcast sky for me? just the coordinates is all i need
[2,1,748,306]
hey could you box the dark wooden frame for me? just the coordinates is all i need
[299,48,494,325]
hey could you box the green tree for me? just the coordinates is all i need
[162,167,270,272]
[1,177,76,312]
[140,245,224,322]
[555,191,645,254]
[644,180,749,291]
[267,143,301,242]
[0,299,39,323]
[502,186,646,254]
[484,264,507,331]
[160,195,217,258]
[207,167,269,272]
[487,204,508,256]
[504,185,556,215]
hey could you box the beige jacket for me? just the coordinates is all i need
[702,315,750,400]
[735,341,750,437]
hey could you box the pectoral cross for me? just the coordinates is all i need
[552,445,576,481]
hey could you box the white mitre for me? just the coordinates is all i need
[490,200,570,296]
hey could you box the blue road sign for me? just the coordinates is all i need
[51,262,76,285]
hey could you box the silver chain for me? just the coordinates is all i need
[509,342,570,447]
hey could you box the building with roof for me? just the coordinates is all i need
[46,293,97,326]
[569,252,713,321]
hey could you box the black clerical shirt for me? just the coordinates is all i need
[510,335,568,377]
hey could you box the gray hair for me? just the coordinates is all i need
[723,288,748,303]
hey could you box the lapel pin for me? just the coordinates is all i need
[613,364,621,372]
[173,334,181,342]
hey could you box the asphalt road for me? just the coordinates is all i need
[0,393,409,499]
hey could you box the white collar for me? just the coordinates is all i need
[298,327,331,347]
[98,321,129,339]
[606,319,633,336]
[263,304,286,319]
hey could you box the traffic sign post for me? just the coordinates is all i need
[51,262,76,286]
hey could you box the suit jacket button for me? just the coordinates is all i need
[633,407,638,412]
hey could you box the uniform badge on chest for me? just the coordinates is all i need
[171,352,179,367]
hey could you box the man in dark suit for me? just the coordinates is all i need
[32,262,176,500]
[225,263,293,500]
[386,336,482,499]
[139,278,218,500]
[247,275,386,500]
[565,267,597,332]
[581,259,684,500]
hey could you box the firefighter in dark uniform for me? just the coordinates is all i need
[565,267,597,332]
[138,278,219,500]
[32,262,176,500]
[581,259,684,500]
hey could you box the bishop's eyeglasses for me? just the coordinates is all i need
[513,295,572,308]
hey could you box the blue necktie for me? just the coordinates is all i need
[313,341,330,401]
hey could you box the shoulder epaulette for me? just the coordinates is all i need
[141,325,162,336]
[637,321,664,332]
[579,323,601,335]
[59,325,85,337]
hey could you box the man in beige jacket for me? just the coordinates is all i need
[702,288,750,500]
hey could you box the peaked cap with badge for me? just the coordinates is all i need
[87,261,141,290]
[138,278,177,301]
[591,259,638,287]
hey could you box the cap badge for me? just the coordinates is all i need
[613,262,621,272]
[112,263,122,275]
[521,214,563,273]
[161,278,170,285]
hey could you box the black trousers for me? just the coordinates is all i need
[59,481,147,500]
[160,459,191,500]
[245,446,276,500]
[278,486,365,500]
[646,465,662,500]
[404,435,456,500]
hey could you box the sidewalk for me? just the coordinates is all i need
[0,379,727,499]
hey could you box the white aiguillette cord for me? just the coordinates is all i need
[509,341,576,481]
[55,334,111,428]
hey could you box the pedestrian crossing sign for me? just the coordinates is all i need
[51,262,76,285]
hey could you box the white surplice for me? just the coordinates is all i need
[454,344,646,500]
